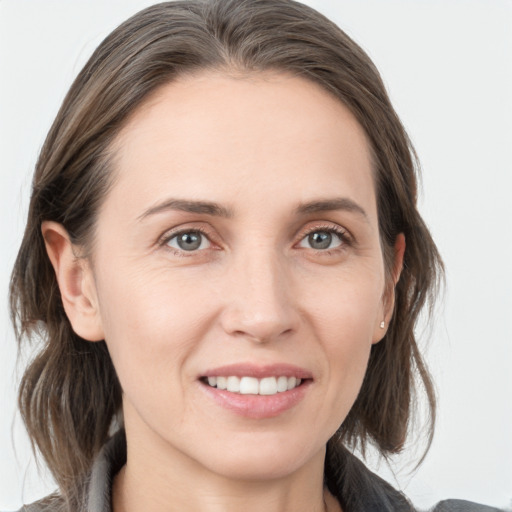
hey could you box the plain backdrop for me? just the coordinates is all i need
[1,0,511,510]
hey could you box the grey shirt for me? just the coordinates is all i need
[17,430,504,512]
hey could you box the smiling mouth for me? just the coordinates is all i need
[201,375,304,396]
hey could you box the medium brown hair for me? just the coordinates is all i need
[10,0,443,509]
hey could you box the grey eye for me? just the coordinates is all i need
[167,231,210,251]
[299,230,342,250]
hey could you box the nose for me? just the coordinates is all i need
[219,248,300,344]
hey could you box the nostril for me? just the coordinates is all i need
[231,327,294,344]
[219,291,301,343]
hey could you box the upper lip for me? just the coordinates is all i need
[200,363,313,380]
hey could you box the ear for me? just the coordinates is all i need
[372,233,406,344]
[42,221,104,342]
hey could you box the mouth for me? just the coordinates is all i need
[201,375,304,396]
[198,364,313,419]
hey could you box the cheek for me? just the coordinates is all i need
[320,300,375,390]
[302,261,384,343]
[94,265,215,404]
[302,269,383,412]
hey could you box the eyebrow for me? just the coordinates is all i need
[295,197,369,221]
[137,196,368,222]
[137,199,233,221]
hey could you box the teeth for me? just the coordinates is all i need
[205,375,303,395]
[226,376,240,392]
[240,377,259,394]
[216,376,227,390]
[277,376,288,392]
[259,377,277,395]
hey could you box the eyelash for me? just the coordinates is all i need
[158,223,352,256]
[159,226,216,257]
[298,224,352,254]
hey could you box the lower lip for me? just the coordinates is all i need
[200,380,311,419]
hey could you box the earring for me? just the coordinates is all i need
[380,321,385,329]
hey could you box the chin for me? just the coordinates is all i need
[193,432,327,482]
[207,455,310,482]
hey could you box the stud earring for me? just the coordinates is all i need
[380,321,385,329]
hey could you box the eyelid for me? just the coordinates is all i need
[157,223,218,251]
[298,222,352,241]
[167,230,211,251]
[156,221,353,254]
[295,222,354,251]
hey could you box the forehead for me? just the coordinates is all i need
[108,71,376,219]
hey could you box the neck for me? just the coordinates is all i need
[114,465,339,512]
[112,417,341,512]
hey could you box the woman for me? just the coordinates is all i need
[6,1,503,511]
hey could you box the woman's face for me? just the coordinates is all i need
[86,72,394,480]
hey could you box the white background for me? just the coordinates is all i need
[1,0,511,510]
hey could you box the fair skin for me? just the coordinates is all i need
[43,72,404,512]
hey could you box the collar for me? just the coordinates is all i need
[87,430,126,512]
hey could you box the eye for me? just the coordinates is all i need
[298,229,344,251]
[166,230,211,252]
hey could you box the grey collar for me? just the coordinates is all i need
[86,430,126,512]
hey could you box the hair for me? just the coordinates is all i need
[10,0,443,509]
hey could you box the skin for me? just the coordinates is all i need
[43,72,404,512]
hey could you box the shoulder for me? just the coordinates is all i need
[431,499,505,512]
[325,444,416,511]
[325,444,505,512]
[13,430,126,512]
[12,494,64,512]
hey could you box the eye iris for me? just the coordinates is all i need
[308,231,332,250]
[177,231,202,251]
